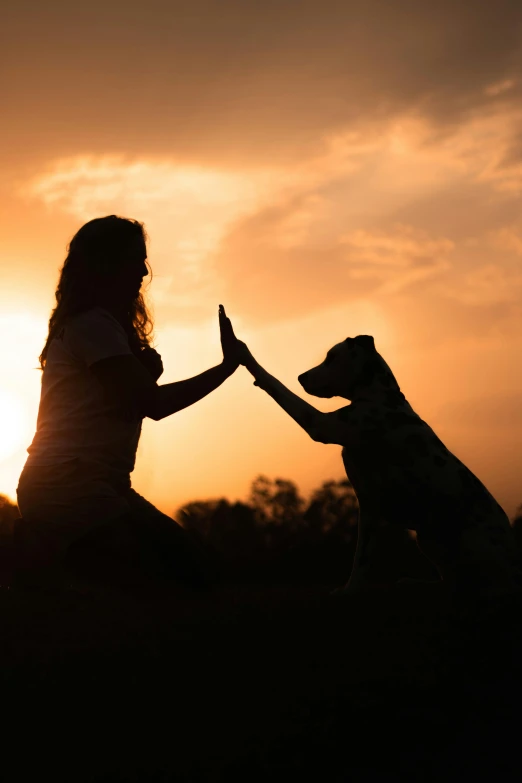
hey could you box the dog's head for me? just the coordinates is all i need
[298,335,396,400]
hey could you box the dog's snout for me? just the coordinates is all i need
[298,365,333,399]
[298,371,312,388]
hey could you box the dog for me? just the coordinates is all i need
[239,333,521,598]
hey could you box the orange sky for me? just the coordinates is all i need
[1,1,522,518]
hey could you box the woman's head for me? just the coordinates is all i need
[39,215,154,368]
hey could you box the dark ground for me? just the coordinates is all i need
[2,579,522,783]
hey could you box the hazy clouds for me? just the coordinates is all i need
[3,0,522,166]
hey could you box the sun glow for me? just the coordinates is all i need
[0,388,28,462]
[0,309,46,500]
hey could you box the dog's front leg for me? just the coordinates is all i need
[244,357,326,441]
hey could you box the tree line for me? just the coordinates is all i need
[173,477,522,585]
[1,479,522,586]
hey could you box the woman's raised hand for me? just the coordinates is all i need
[218,305,257,372]
[218,304,241,370]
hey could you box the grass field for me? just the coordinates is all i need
[2,579,521,782]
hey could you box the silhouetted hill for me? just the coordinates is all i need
[1,482,522,781]
[2,580,521,782]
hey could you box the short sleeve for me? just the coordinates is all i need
[65,307,133,367]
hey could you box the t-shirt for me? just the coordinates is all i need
[25,307,142,478]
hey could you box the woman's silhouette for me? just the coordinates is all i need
[16,215,240,588]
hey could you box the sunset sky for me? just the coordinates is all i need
[1,1,522,518]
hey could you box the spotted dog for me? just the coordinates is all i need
[239,334,521,598]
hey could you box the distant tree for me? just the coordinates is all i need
[248,475,306,552]
[176,499,227,540]
[0,494,19,539]
[303,479,358,540]
[176,498,261,558]
[174,476,359,575]
[0,494,20,581]
[249,475,305,528]
[171,474,439,586]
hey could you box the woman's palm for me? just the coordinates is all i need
[219,304,239,367]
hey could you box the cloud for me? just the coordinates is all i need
[340,224,454,293]
[21,155,282,320]
[3,1,522,168]
[210,108,522,324]
[23,156,273,270]
[19,103,522,331]
[435,264,522,307]
[428,224,522,307]
[214,213,456,324]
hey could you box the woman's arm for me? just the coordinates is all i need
[90,305,240,421]
[91,354,237,421]
[148,360,236,420]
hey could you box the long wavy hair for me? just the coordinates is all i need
[39,215,154,369]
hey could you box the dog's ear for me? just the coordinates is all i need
[354,335,375,351]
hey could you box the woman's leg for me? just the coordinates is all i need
[120,490,217,589]
[16,460,137,586]
[16,462,215,589]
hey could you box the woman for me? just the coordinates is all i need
[16,215,240,588]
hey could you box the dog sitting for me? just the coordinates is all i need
[235,331,521,598]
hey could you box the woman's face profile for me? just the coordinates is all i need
[107,236,149,302]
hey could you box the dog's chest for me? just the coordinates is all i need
[341,438,387,501]
[339,401,426,498]
[341,447,365,497]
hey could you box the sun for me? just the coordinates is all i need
[0,388,29,462]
